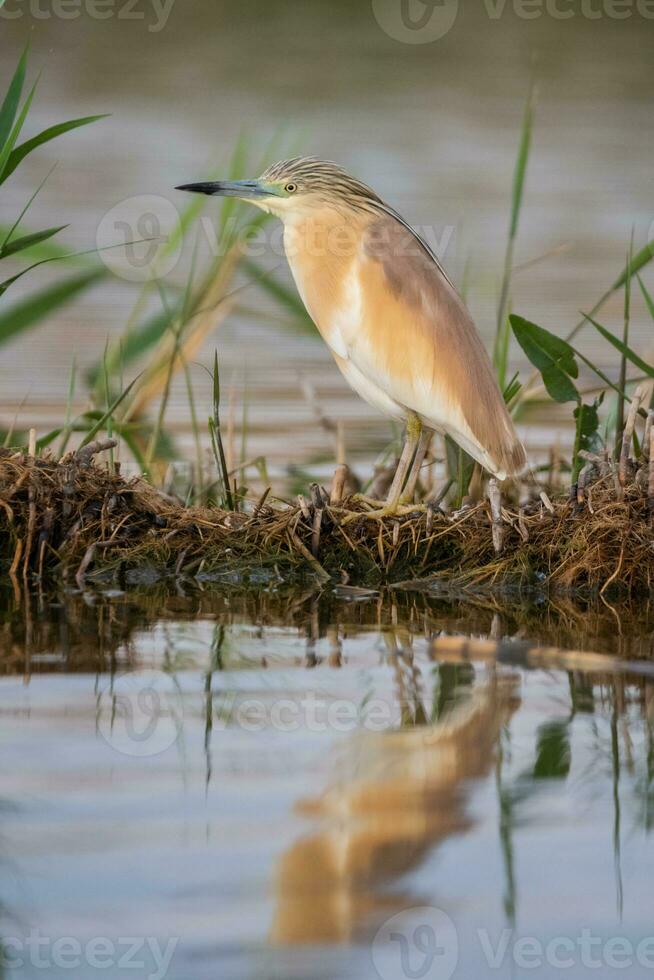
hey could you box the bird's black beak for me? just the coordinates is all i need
[175,179,271,199]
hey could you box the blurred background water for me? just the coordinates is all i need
[1,0,653,484]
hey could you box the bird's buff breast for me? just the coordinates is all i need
[282,212,412,422]
[282,211,363,356]
[284,214,422,420]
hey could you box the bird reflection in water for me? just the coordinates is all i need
[270,637,520,945]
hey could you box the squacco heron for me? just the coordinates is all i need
[177,157,526,514]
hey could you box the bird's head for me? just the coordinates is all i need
[176,156,382,220]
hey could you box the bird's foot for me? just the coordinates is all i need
[341,501,426,523]
[350,493,387,508]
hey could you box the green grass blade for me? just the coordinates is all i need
[582,311,654,379]
[615,237,633,452]
[58,356,77,456]
[212,349,221,418]
[102,340,115,469]
[0,224,68,260]
[0,47,27,154]
[1,163,57,251]
[0,239,127,294]
[567,239,654,344]
[143,282,182,474]
[0,78,38,181]
[516,239,654,408]
[495,78,536,367]
[209,351,234,510]
[509,84,535,242]
[79,374,142,448]
[637,274,654,322]
[0,267,105,346]
[0,222,91,266]
[34,427,63,453]
[611,240,654,293]
[0,114,109,185]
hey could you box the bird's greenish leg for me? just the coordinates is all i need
[384,413,422,510]
[343,414,423,521]
[399,428,431,504]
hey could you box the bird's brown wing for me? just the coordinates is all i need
[352,213,526,478]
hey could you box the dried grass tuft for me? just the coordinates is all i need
[1,445,653,596]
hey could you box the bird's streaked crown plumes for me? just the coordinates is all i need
[260,156,384,212]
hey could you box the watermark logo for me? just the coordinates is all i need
[372,910,654,975]
[97,193,457,280]
[0,931,178,979]
[96,194,181,282]
[0,0,175,33]
[97,669,183,757]
[372,0,654,40]
[372,907,459,980]
[372,0,460,42]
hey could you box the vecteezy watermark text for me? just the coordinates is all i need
[372,907,654,978]
[96,193,457,281]
[373,0,654,44]
[0,932,178,980]
[0,0,175,32]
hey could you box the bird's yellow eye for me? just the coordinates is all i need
[285,182,297,194]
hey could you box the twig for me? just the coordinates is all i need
[288,530,331,583]
[297,495,311,520]
[74,438,118,468]
[252,487,271,519]
[619,383,644,486]
[330,464,349,506]
[311,508,323,557]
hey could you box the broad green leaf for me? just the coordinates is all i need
[582,312,654,379]
[539,365,579,404]
[0,48,27,154]
[0,224,68,260]
[0,114,109,185]
[0,268,105,346]
[510,314,579,403]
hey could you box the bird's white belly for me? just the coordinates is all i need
[335,357,406,422]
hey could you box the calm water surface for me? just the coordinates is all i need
[1,3,654,483]
[0,587,653,979]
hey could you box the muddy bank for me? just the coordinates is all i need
[0,445,652,596]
